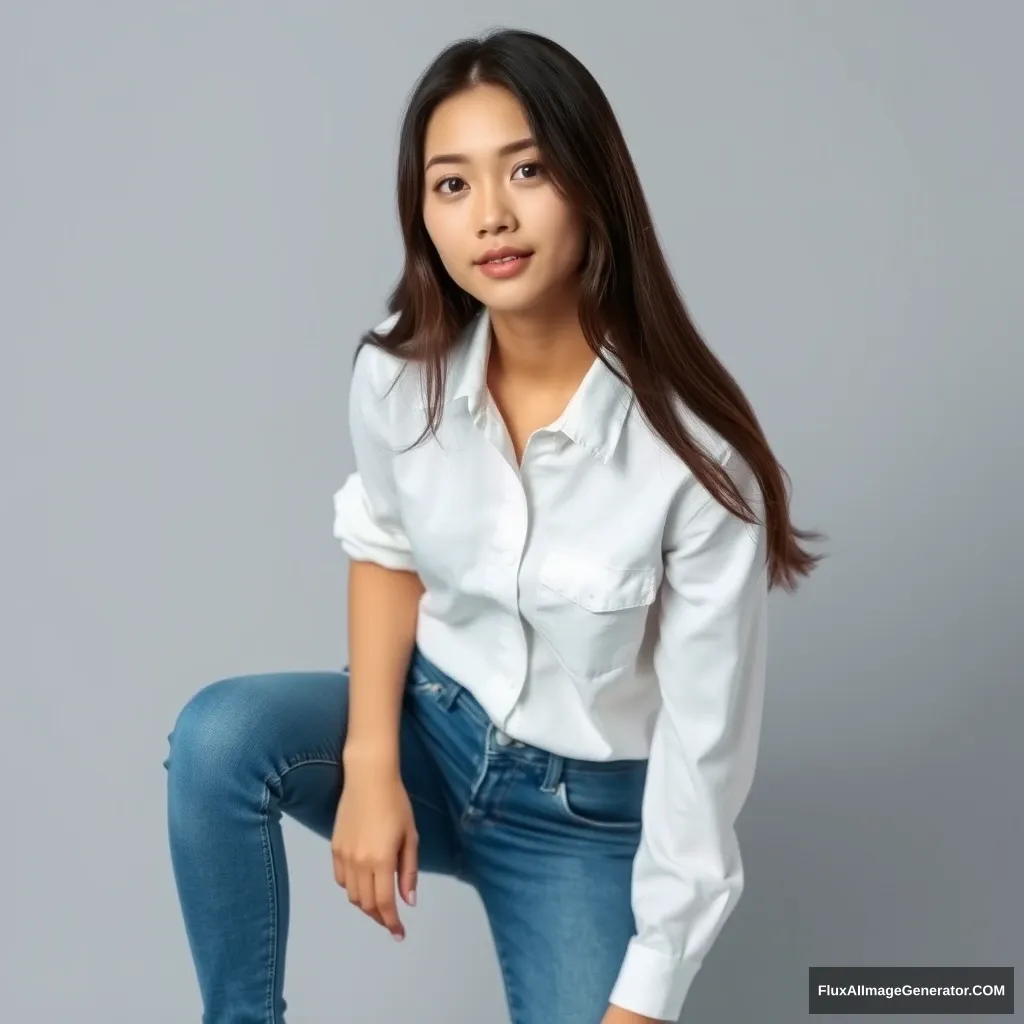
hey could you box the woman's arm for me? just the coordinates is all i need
[333,339,424,767]
[330,339,425,939]
[343,559,424,773]
[609,446,769,1021]
[335,556,425,941]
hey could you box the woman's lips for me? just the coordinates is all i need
[476,253,533,279]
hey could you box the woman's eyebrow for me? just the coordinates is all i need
[424,137,536,172]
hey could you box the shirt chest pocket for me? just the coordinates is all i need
[533,550,660,682]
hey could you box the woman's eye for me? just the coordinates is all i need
[433,163,543,194]
[513,162,544,180]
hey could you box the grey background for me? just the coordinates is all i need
[3,2,1020,1022]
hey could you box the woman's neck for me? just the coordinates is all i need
[487,299,595,391]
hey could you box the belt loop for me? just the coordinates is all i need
[435,675,459,710]
[410,647,460,710]
[540,753,565,793]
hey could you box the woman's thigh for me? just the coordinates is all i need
[166,667,463,875]
[465,758,646,1024]
[397,650,647,1022]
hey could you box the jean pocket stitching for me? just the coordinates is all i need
[554,780,642,831]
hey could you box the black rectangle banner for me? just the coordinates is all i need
[808,966,1013,1014]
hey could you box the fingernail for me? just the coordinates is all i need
[409,890,417,906]
[393,932,405,942]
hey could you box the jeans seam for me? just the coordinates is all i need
[478,760,522,827]
[461,740,492,826]
[259,774,279,1024]
[261,755,338,1023]
[490,919,523,1024]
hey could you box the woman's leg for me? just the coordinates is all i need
[400,651,647,1024]
[463,745,647,1024]
[164,668,462,1024]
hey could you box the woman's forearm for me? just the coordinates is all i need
[342,559,424,777]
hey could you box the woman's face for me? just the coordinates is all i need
[421,84,586,316]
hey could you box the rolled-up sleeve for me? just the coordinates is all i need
[332,343,418,573]
[609,447,769,1020]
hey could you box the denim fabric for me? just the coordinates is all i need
[165,646,648,1023]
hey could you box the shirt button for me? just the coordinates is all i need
[494,729,513,746]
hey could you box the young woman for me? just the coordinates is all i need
[165,28,823,1024]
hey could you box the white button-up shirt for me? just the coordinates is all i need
[333,307,768,1021]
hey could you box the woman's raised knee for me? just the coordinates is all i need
[165,676,264,785]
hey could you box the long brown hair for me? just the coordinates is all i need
[361,28,824,592]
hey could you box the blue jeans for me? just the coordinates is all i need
[165,647,648,1023]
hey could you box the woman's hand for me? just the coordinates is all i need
[331,761,418,941]
[601,1005,669,1024]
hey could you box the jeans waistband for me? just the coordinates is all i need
[408,645,489,726]
[408,645,648,782]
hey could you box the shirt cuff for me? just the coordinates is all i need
[332,475,418,573]
[608,939,701,1021]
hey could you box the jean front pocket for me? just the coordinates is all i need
[553,761,647,832]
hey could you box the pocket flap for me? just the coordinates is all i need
[538,550,658,613]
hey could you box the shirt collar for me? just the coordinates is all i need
[417,306,634,464]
